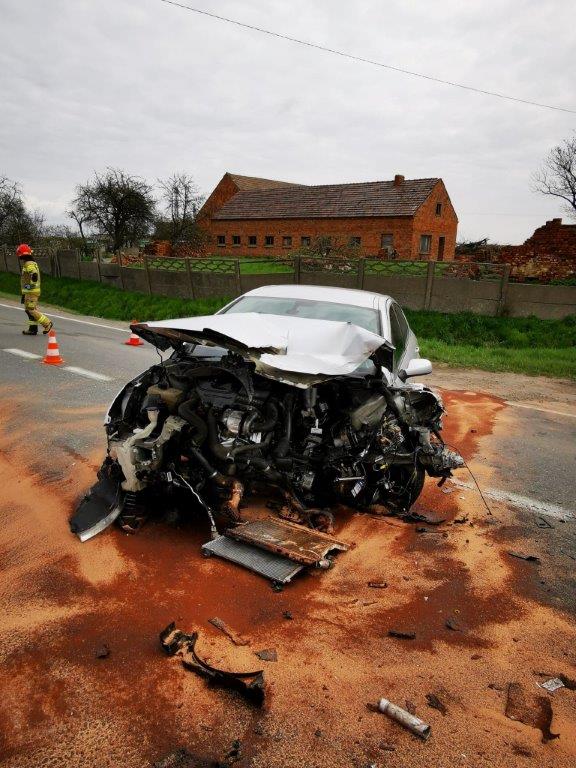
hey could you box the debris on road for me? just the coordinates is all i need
[536,517,554,529]
[160,623,265,706]
[377,698,431,740]
[445,617,462,631]
[208,617,249,646]
[538,677,565,693]
[282,610,293,620]
[368,580,388,588]
[153,748,216,768]
[426,693,448,715]
[255,648,277,662]
[505,682,559,743]
[507,551,540,562]
[95,644,110,659]
[453,515,469,524]
[388,629,416,640]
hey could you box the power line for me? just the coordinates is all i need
[159,0,576,115]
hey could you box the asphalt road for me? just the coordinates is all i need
[1,296,576,768]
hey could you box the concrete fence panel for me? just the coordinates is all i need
[99,263,122,287]
[300,272,358,289]
[191,272,238,300]
[240,273,294,293]
[57,250,80,279]
[505,284,576,319]
[430,278,502,316]
[149,270,191,299]
[363,274,427,309]
[79,262,100,281]
[120,268,149,294]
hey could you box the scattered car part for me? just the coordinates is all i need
[160,622,265,706]
[368,581,388,589]
[208,617,249,646]
[445,617,462,631]
[426,693,447,715]
[507,551,540,562]
[388,629,416,640]
[95,644,110,659]
[202,535,305,584]
[255,649,277,662]
[539,678,565,693]
[377,698,431,740]
[505,682,559,743]
[227,518,348,567]
[70,473,121,542]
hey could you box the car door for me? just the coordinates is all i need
[388,301,418,382]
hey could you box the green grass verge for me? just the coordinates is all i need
[1,271,574,379]
[0,272,230,322]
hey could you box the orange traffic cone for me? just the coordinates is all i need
[124,330,143,347]
[43,329,64,365]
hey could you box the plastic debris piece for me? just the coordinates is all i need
[377,698,431,740]
[255,648,277,662]
[445,617,461,631]
[368,581,388,589]
[388,629,416,640]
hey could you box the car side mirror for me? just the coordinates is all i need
[399,358,433,381]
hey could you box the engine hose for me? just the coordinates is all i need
[178,399,208,445]
[246,456,283,482]
[207,410,231,462]
[273,395,293,458]
[250,401,279,433]
[188,447,244,520]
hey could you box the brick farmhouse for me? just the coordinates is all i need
[197,172,458,261]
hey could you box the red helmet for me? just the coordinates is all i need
[16,243,33,258]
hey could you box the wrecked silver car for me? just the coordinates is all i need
[71,286,462,566]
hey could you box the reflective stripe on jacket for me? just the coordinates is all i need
[20,260,41,294]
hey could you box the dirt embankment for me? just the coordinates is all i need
[0,386,575,768]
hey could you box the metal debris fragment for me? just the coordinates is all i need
[539,678,565,693]
[426,693,447,715]
[368,581,388,589]
[208,617,249,646]
[388,629,416,640]
[255,648,278,662]
[445,617,461,631]
[377,698,431,740]
[507,551,540,562]
[160,622,265,706]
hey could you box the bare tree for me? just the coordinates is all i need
[70,168,156,252]
[532,134,576,220]
[157,173,204,244]
[0,176,45,244]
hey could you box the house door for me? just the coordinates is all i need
[438,236,445,261]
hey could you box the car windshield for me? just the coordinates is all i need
[221,295,381,335]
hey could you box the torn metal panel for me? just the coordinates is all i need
[227,518,349,566]
[69,476,121,541]
[159,623,265,706]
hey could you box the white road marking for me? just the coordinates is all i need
[2,348,42,360]
[0,302,128,334]
[505,401,576,419]
[63,366,112,382]
[452,478,575,520]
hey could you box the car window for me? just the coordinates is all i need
[221,296,381,335]
[389,303,409,368]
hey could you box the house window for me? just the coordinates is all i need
[232,235,241,246]
[217,235,226,247]
[419,234,432,255]
[349,236,361,246]
[301,236,311,247]
[380,233,393,249]
[435,202,443,216]
[248,235,257,247]
[282,236,293,247]
[265,235,274,247]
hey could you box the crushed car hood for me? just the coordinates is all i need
[132,313,392,386]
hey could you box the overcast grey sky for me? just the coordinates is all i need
[1,0,575,243]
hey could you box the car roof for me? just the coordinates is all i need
[240,283,392,309]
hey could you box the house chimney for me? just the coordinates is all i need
[394,174,405,187]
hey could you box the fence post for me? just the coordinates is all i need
[185,257,196,299]
[143,255,152,295]
[424,261,435,310]
[95,250,102,283]
[0,245,7,272]
[498,263,511,316]
[76,249,81,280]
[117,252,125,290]
[293,255,301,285]
[234,258,241,296]
[356,258,365,289]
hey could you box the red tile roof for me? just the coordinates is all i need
[213,178,440,220]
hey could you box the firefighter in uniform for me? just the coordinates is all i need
[17,244,53,335]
